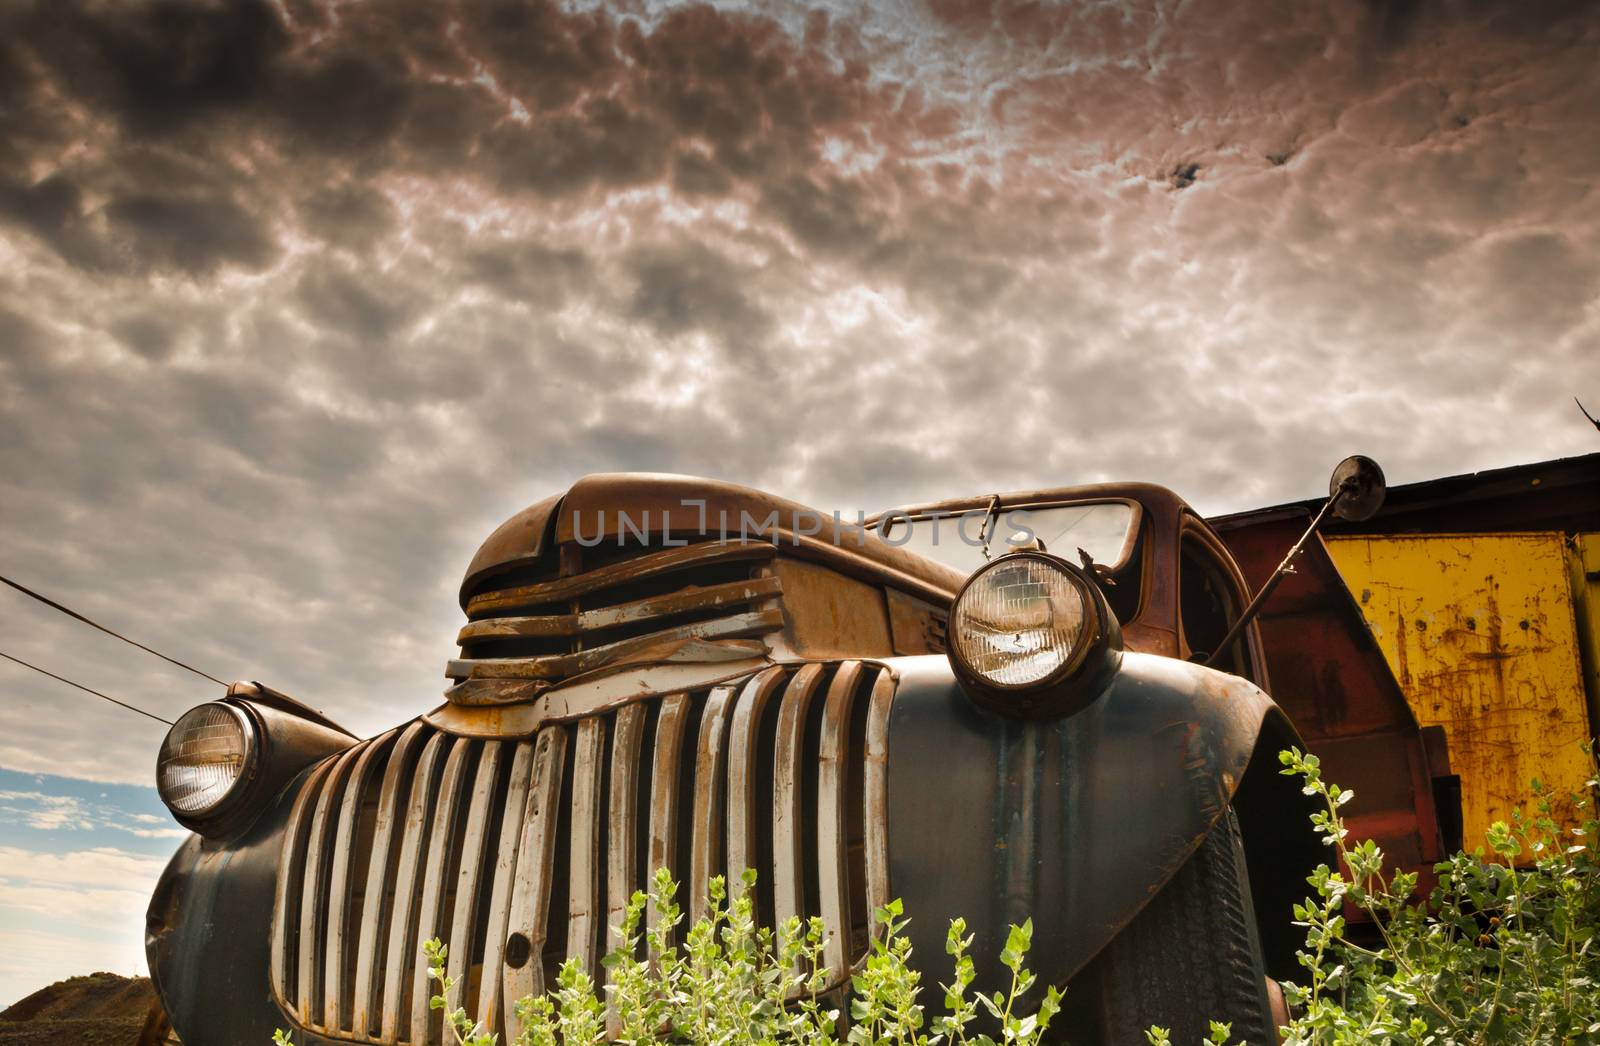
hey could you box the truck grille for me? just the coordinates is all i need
[446,540,785,705]
[271,661,894,1044]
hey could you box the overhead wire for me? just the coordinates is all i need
[0,570,226,686]
[0,649,175,726]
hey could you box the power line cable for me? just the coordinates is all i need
[0,649,175,726]
[0,571,226,687]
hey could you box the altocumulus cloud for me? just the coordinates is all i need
[0,0,1597,798]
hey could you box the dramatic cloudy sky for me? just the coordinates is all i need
[1,0,1597,1004]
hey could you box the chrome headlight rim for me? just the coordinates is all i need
[156,700,262,829]
[948,550,1117,715]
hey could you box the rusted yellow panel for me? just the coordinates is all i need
[1326,533,1591,852]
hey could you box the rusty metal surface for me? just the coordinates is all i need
[473,739,536,1035]
[465,539,777,617]
[502,727,566,1038]
[351,723,428,1033]
[424,660,770,737]
[771,664,826,934]
[377,731,449,1041]
[689,685,737,924]
[883,651,1317,996]
[442,741,504,1022]
[1327,532,1592,850]
[447,609,781,683]
[606,702,646,931]
[409,739,471,1044]
[323,730,397,1031]
[457,576,782,640]
[461,474,968,610]
[566,719,606,975]
[248,662,899,1044]
[446,477,1266,724]
[149,807,297,1045]
[646,692,691,939]
[817,661,864,979]
[862,668,895,924]
[270,757,338,1005]
[1215,514,1452,901]
[460,492,564,601]
[298,745,364,1027]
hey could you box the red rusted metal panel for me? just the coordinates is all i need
[1215,512,1458,908]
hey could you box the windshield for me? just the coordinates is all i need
[876,501,1139,576]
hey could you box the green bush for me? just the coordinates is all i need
[1278,745,1600,1044]
[273,746,1600,1045]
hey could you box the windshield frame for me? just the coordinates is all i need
[871,497,1145,574]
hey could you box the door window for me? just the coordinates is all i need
[1179,533,1253,679]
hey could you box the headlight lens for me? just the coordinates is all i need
[950,553,1093,688]
[158,703,254,818]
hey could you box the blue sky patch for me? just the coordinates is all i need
[0,765,184,859]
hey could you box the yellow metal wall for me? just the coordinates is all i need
[1326,533,1592,851]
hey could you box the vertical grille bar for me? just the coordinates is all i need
[726,668,786,900]
[503,726,568,1042]
[689,684,737,923]
[646,693,691,936]
[443,741,504,1018]
[771,664,825,931]
[351,722,429,1037]
[817,662,863,980]
[605,702,647,1038]
[324,730,398,1033]
[272,755,339,1003]
[379,731,449,1042]
[607,703,647,931]
[862,668,894,929]
[475,738,536,1038]
[409,738,471,1045]
[567,717,607,976]
[298,745,364,1026]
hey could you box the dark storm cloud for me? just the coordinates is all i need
[626,241,774,353]
[466,241,591,308]
[0,0,1597,787]
[107,192,279,275]
[298,260,416,341]
[297,183,397,251]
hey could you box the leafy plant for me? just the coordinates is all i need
[278,867,1066,1046]
[1278,744,1600,1045]
[513,867,1064,1046]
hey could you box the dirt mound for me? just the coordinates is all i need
[0,973,162,1044]
[0,1016,146,1045]
[1,972,155,1022]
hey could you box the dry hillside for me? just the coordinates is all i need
[0,972,159,1045]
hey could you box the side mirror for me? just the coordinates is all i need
[1329,455,1386,522]
[1204,455,1386,669]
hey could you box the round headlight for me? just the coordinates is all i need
[950,552,1099,691]
[157,703,256,819]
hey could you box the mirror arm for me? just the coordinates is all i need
[1202,481,1352,669]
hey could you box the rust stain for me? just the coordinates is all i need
[1327,534,1592,852]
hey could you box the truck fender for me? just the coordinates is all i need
[883,651,1320,992]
